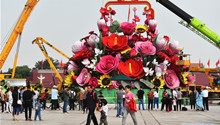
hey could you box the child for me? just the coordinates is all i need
[98,99,108,125]
[34,98,42,121]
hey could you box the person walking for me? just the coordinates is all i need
[83,86,88,114]
[166,90,172,112]
[20,87,25,113]
[153,88,159,110]
[189,90,196,110]
[51,85,58,110]
[137,86,145,111]
[62,86,70,113]
[116,85,125,118]
[34,98,42,121]
[40,89,49,110]
[122,85,138,125]
[85,85,99,125]
[0,86,5,113]
[77,89,84,111]
[6,88,13,113]
[147,89,154,111]
[171,89,177,111]
[33,88,39,109]
[12,86,21,121]
[98,99,108,125]
[23,85,35,121]
[196,89,204,111]
[176,88,183,111]
[161,89,167,111]
[69,89,75,111]
[202,87,209,111]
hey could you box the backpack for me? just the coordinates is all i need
[69,92,75,100]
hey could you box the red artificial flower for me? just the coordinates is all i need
[102,26,110,37]
[110,10,116,15]
[118,59,145,79]
[132,15,140,22]
[164,47,174,56]
[163,35,170,42]
[120,22,137,35]
[157,52,171,62]
[132,34,139,41]
[100,7,109,16]
[102,33,130,52]
[72,49,93,61]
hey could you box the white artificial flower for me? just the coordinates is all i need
[95,48,102,57]
[152,59,158,65]
[146,62,150,66]
[82,59,90,66]
[149,68,154,76]
[144,67,149,76]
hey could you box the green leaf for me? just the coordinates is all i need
[153,34,159,46]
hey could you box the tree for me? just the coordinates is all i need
[34,57,59,69]
[7,65,32,78]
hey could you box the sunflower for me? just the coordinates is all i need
[151,76,165,89]
[136,25,148,33]
[98,75,112,88]
[64,71,75,86]
[179,73,189,85]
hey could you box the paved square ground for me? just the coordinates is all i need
[1,104,220,125]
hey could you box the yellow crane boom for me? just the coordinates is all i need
[32,37,69,92]
[0,0,39,76]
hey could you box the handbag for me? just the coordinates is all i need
[17,93,22,105]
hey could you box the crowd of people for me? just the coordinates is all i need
[0,84,210,124]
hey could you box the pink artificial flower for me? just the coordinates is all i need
[88,77,99,89]
[67,61,79,73]
[132,15,140,22]
[163,69,180,89]
[72,41,86,54]
[155,38,167,50]
[130,48,137,57]
[115,54,122,62]
[108,81,120,89]
[132,7,137,11]
[96,55,119,74]
[87,34,99,48]
[135,41,156,56]
[169,41,180,55]
[97,18,106,31]
[148,19,157,32]
[76,68,91,86]
[120,22,137,35]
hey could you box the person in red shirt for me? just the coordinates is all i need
[147,89,154,111]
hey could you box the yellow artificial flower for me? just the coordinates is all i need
[64,71,75,86]
[179,73,189,85]
[151,76,165,89]
[136,25,148,33]
[98,75,112,88]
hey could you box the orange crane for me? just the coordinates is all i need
[32,37,70,92]
[0,0,39,78]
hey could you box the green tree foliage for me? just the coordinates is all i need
[7,65,31,78]
[34,57,59,69]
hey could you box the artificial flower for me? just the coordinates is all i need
[96,55,119,74]
[136,25,148,33]
[72,41,86,54]
[169,41,180,55]
[87,59,97,70]
[110,9,116,15]
[130,48,137,57]
[76,68,91,86]
[67,61,79,73]
[151,76,165,89]
[132,15,140,22]
[135,41,156,56]
[97,18,106,31]
[102,26,110,37]
[157,52,171,62]
[144,67,154,76]
[148,19,157,32]
[72,49,93,61]
[87,34,99,48]
[100,7,109,16]
[132,7,137,11]
[118,59,145,79]
[102,33,130,52]
[82,59,90,66]
[88,77,99,89]
[95,48,102,57]
[120,22,136,35]
[156,37,167,50]
[163,69,180,89]
[64,71,75,86]
[98,75,112,88]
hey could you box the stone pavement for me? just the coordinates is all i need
[1,104,220,125]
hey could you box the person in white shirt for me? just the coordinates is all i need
[6,88,13,113]
[153,88,159,110]
[33,88,39,109]
[100,99,108,125]
[202,87,209,111]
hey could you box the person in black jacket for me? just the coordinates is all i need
[12,86,21,121]
[23,85,35,121]
[85,85,99,125]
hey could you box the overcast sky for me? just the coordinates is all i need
[1,0,220,72]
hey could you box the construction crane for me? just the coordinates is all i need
[32,37,70,92]
[0,0,39,78]
[156,0,220,49]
